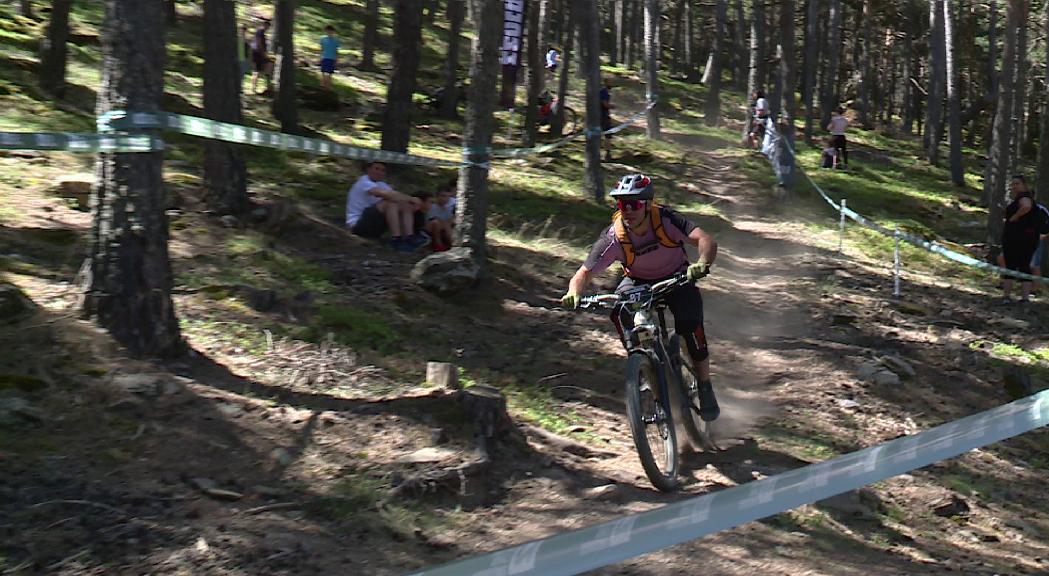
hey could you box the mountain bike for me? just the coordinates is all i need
[537,99,579,138]
[579,273,717,492]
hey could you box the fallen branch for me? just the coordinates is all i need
[521,424,617,459]
[240,502,301,515]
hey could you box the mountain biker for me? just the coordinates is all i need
[561,174,721,421]
[747,89,768,149]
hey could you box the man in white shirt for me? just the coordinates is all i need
[827,106,850,168]
[345,161,427,252]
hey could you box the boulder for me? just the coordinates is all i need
[49,174,93,209]
[411,247,481,294]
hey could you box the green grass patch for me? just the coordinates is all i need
[309,304,401,352]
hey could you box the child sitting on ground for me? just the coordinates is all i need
[426,182,456,252]
[821,137,839,169]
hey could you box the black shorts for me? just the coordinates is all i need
[832,134,847,151]
[252,51,268,72]
[352,205,387,238]
[601,114,612,134]
[1002,231,1040,276]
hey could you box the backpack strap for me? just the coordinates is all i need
[611,204,682,269]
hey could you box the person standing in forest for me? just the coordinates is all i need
[251,19,272,95]
[827,107,849,168]
[600,78,615,161]
[319,25,340,90]
[1000,175,1041,304]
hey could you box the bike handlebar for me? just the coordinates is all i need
[578,272,694,310]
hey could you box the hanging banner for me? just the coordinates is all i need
[499,0,528,108]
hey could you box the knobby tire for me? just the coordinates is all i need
[624,352,679,492]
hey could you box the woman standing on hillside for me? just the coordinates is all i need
[826,107,849,168]
[1000,175,1041,304]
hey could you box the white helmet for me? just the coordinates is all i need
[609,173,654,200]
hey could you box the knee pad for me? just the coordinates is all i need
[682,325,709,363]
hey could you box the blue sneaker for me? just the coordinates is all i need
[406,232,430,249]
[389,238,415,253]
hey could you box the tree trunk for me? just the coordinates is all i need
[360,0,380,71]
[705,0,725,125]
[746,0,765,96]
[985,0,1019,255]
[900,29,914,133]
[643,0,661,137]
[629,0,642,69]
[670,0,683,75]
[925,0,946,164]
[271,0,298,134]
[577,0,604,200]
[616,0,626,66]
[820,0,842,129]
[944,0,964,185]
[684,0,697,81]
[455,0,502,270]
[1036,0,1049,199]
[609,0,620,65]
[550,0,574,136]
[523,0,548,147]
[20,0,33,18]
[857,0,873,128]
[1009,0,1028,172]
[382,0,423,152]
[802,0,819,143]
[778,0,795,122]
[732,0,746,87]
[439,0,465,118]
[203,0,249,215]
[81,0,182,358]
[39,0,72,97]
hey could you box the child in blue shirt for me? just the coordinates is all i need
[319,26,340,90]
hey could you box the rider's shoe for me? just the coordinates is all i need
[697,380,720,421]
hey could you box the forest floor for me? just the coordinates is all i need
[3,0,1049,574]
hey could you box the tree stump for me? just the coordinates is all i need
[426,361,459,390]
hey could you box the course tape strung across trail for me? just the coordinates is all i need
[762,121,1049,284]
[410,389,1049,576]
[0,131,163,153]
[0,99,656,167]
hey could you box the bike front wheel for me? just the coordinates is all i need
[624,352,679,492]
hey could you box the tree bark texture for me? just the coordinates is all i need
[985,0,1020,253]
[609,0,620,64]
[778,0,795,122]
[616,0,626,66]
[382,0,423,152]
[857,0,872,128]
[576,0,604,199]
[1008,0,1028,172]
[684,0,697,81]
[1036,0,1049,199]
[900,28,913,133]
[203,0,249,215]
[167,0,176,24]
[802,0,819,143]
[670,0,683,75]
[40,0,73,97]
[944,0,964,185]
[746,0,765,97]
[20,0,33,17]
[705,0,726,125]
[925,0,946,164]
[455,0,502,270]
[272,0,298,134]
[643,0,660,137]
[361,0,380,70]
[550,0,574,136]
[82,0,181,358]
[820,0,842,129]
[732,0,746,87]
[440,0,465,118]
[523,0,547,147]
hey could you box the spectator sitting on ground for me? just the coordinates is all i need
[426,182,456,252]
[345,161,428,253]
[820,136,838,169]
[411,190,434,245]
[1000,175,1041,304]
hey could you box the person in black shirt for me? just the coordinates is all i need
[1001,175,1040,304]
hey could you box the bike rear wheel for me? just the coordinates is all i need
[561,106,579,136]
[624,352,679,492]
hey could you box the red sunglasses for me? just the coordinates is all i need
[618,199,647,211]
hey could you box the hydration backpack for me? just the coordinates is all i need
[611,203,681,268]
[1035,203,1049,235]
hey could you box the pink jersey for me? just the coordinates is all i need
[583,206,695,280]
